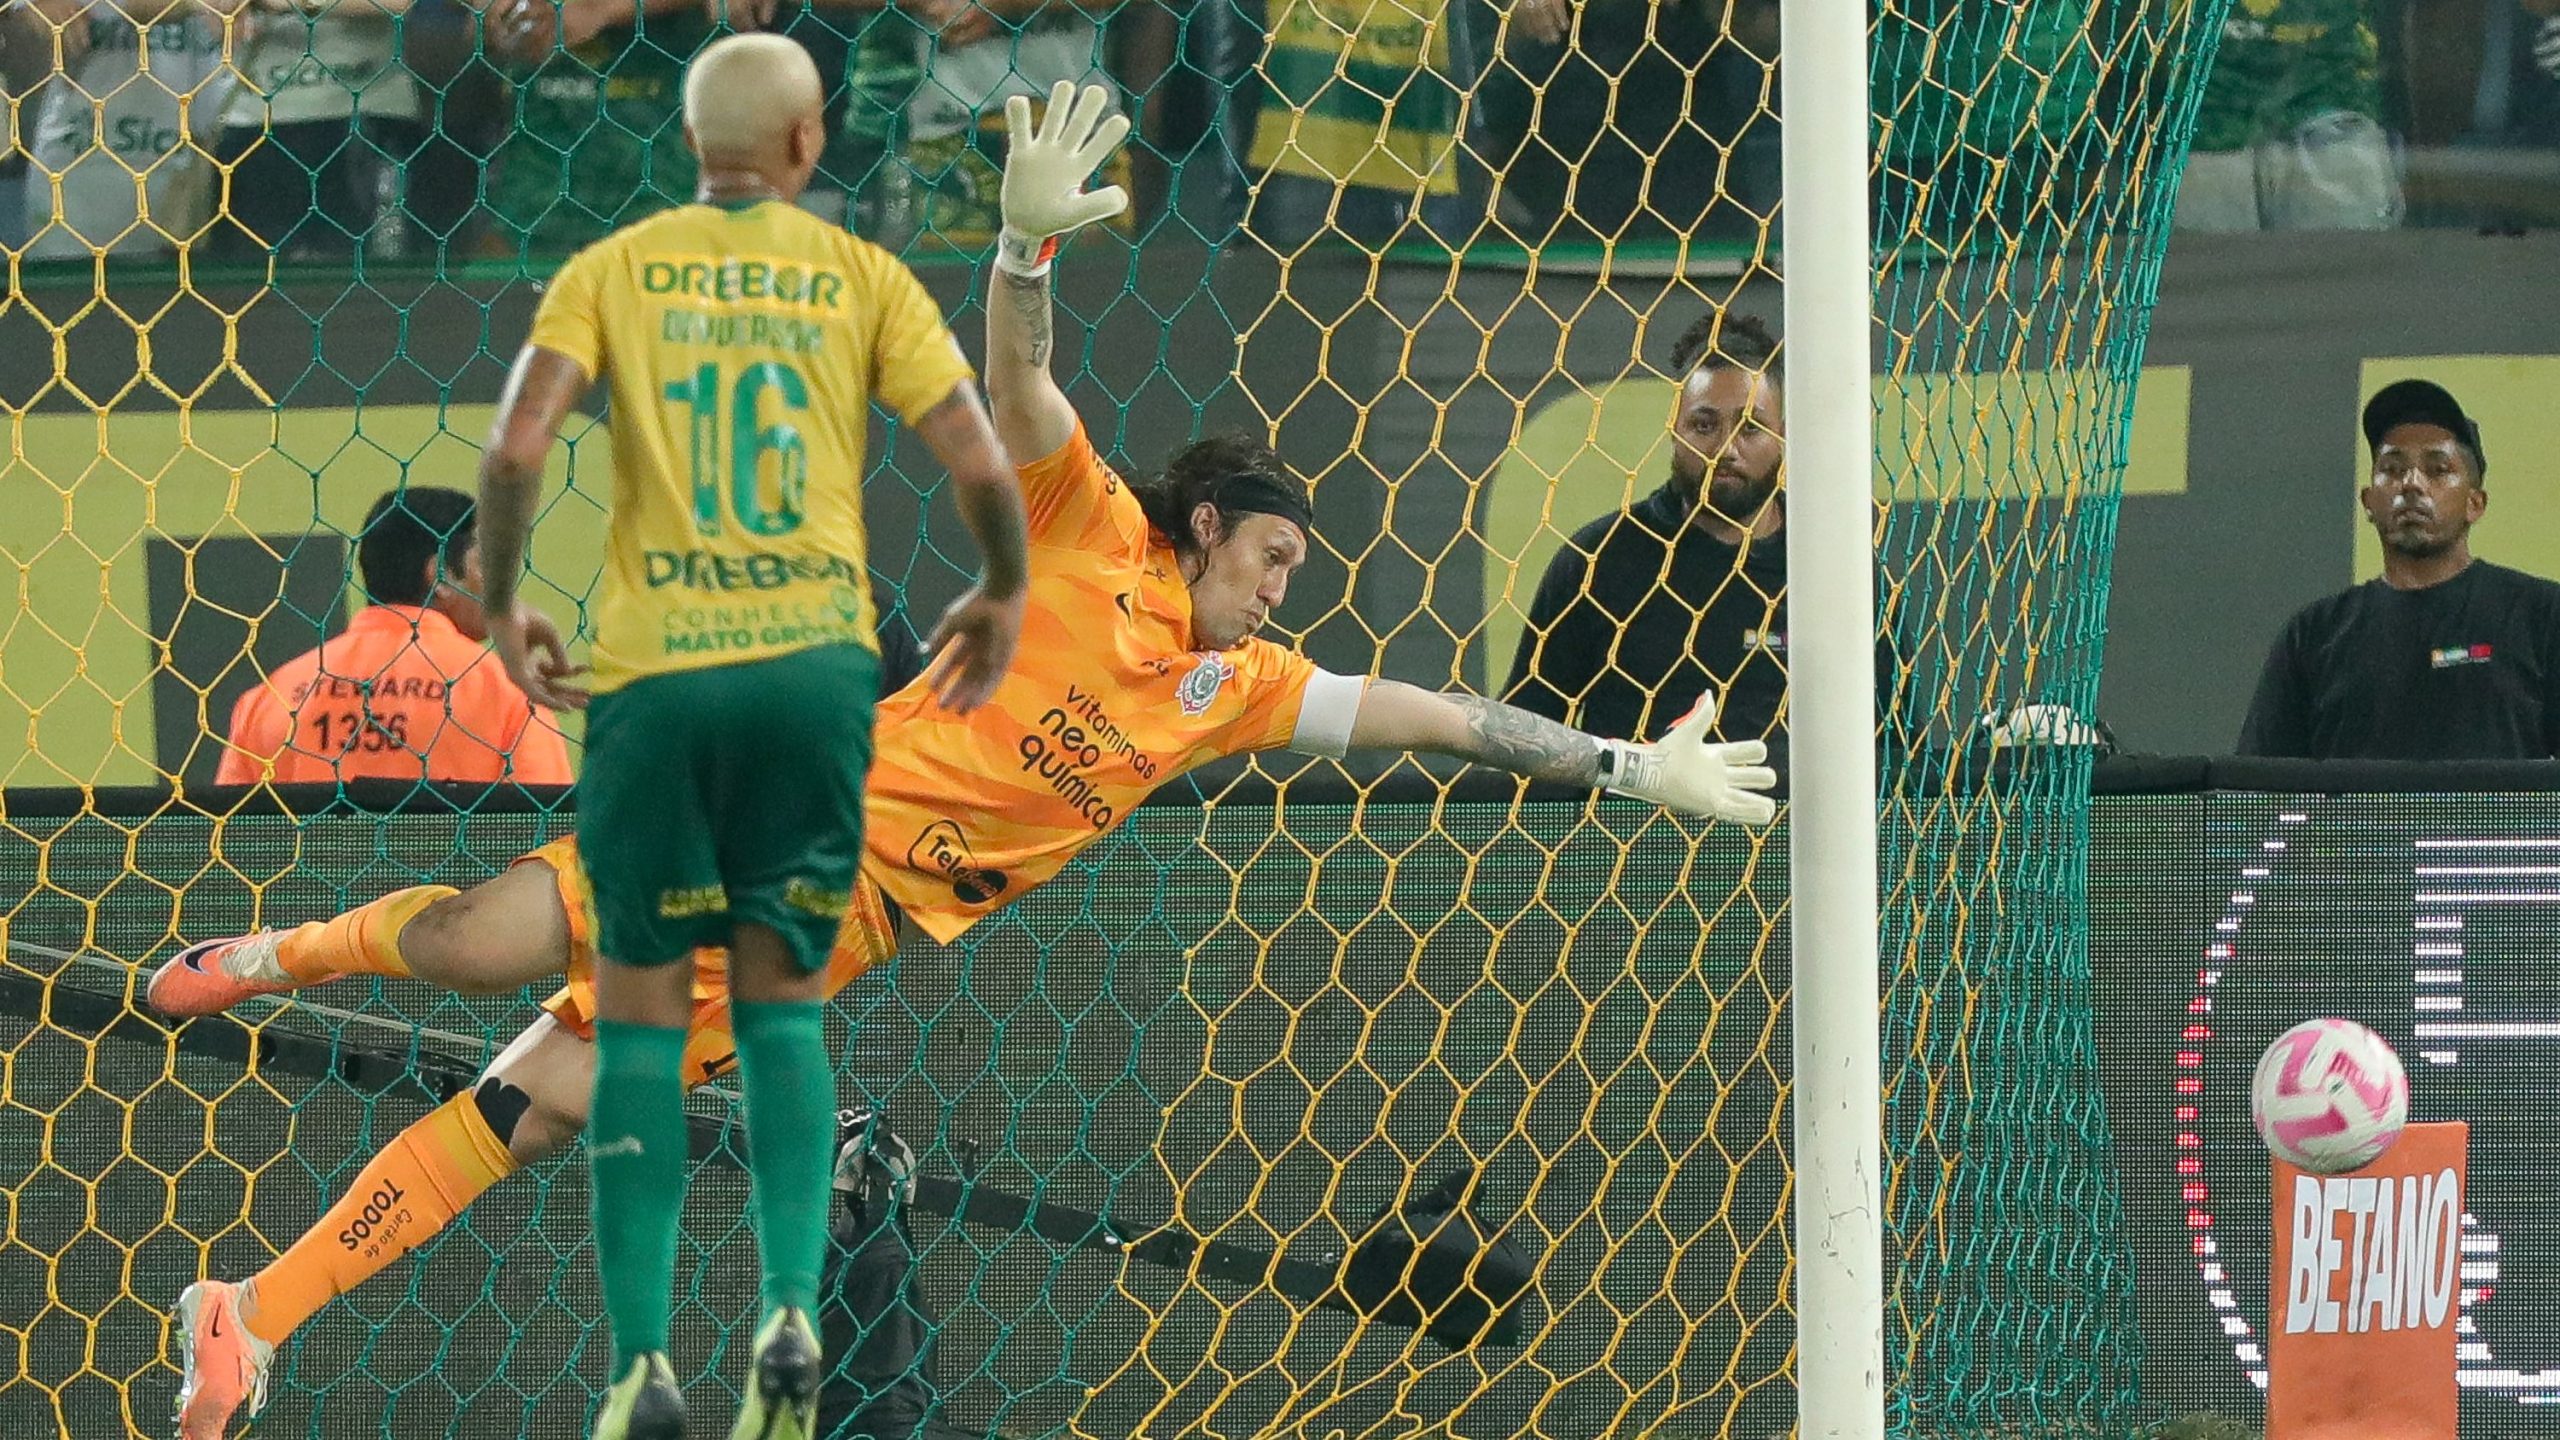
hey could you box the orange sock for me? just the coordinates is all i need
[241,1088,519,1347]
[275,884,456,985]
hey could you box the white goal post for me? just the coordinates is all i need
[1780,0,1885,1433]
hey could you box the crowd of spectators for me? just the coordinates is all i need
[3,0,2555,269]
[0,0,2078,268]
[0,0,1613,265]
[4,0,2560,269]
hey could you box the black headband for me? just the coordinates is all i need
[1209,473,1314,536]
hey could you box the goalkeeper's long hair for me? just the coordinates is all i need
[1132,433,1311,565]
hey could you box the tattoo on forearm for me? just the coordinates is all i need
[1446,694,1604,786]
[957,474,1031,595]
[474,468,542,614]
[1000,270,1053,371]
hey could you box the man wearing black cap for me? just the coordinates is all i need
[2238,379,2560,759]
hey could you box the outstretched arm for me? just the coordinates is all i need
[1346,679,1778,824]
[986,81,1130,465]
[1351,680,1605,786]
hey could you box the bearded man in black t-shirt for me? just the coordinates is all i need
[2239,379,2560,759]
[1503,309,1790,744]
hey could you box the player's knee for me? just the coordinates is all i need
[474,1073,582,1164]
[411,868,570,994]
[404,892,502,991]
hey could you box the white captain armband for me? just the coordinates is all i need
[1287,669,1365,758]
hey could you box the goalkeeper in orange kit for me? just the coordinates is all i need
[155,82,1780,1439]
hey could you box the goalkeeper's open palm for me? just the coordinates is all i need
[1607,694,1779,825]
[1001,81,1131,244]
[925,584,1026,714]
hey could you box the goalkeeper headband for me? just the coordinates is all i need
[1209,474,1315,537]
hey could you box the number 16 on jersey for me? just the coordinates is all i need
[664,361,810,538]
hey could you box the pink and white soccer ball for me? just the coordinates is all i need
[2250,1017,2410,1174]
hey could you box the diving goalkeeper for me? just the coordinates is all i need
[155,82,1778,1439]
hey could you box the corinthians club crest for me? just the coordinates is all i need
[1177,654,1234,716]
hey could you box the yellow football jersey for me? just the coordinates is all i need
[526,199,973,692]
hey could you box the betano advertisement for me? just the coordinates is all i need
[2266,1126,2465,1438]
[2093,790,2560,1438]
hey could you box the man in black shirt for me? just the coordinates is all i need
[1503,309,1787,742]
[2239,379,2560,759]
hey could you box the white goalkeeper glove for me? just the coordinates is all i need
[2538,17,2560,82]
[996,80,1131,279]
[1600,692,1779,826]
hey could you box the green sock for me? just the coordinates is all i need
[589,1018,688,1372]
[732,999,833,1318]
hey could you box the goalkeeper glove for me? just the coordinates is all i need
[996,80,1132,279]
[1600,692,1779,826]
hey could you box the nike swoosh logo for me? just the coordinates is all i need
[208,1309,224,1339]
[1115,593,1134,620]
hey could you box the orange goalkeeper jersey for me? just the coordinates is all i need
[861,424,1355,941]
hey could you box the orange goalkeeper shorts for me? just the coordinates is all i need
[523,835,906,1087]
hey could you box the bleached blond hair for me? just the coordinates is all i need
[682,33,824,161]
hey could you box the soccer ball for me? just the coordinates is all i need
[2250,1017,2409,1174]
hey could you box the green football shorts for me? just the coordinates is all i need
[577,641,880,974]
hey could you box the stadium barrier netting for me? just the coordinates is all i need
[0,0,2233,1433]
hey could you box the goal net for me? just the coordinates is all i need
[0,0,2230,1435]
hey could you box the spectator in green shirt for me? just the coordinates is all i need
[210,0,426,262]
[837,0,1132,254]
[1871,0,2109,243]
[2175,0,2399,231]
[1242,0,1484,248]
[471,0,711,259]
[470,0,872,261]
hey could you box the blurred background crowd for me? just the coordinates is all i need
[5,0,2557,272]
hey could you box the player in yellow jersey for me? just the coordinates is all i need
[152,83,1773,1439]
[479,32,1029,1440]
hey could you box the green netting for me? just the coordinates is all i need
[1873,0,2228,1432]
[3,800,1787,1438]
[0,0,2233,1434]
